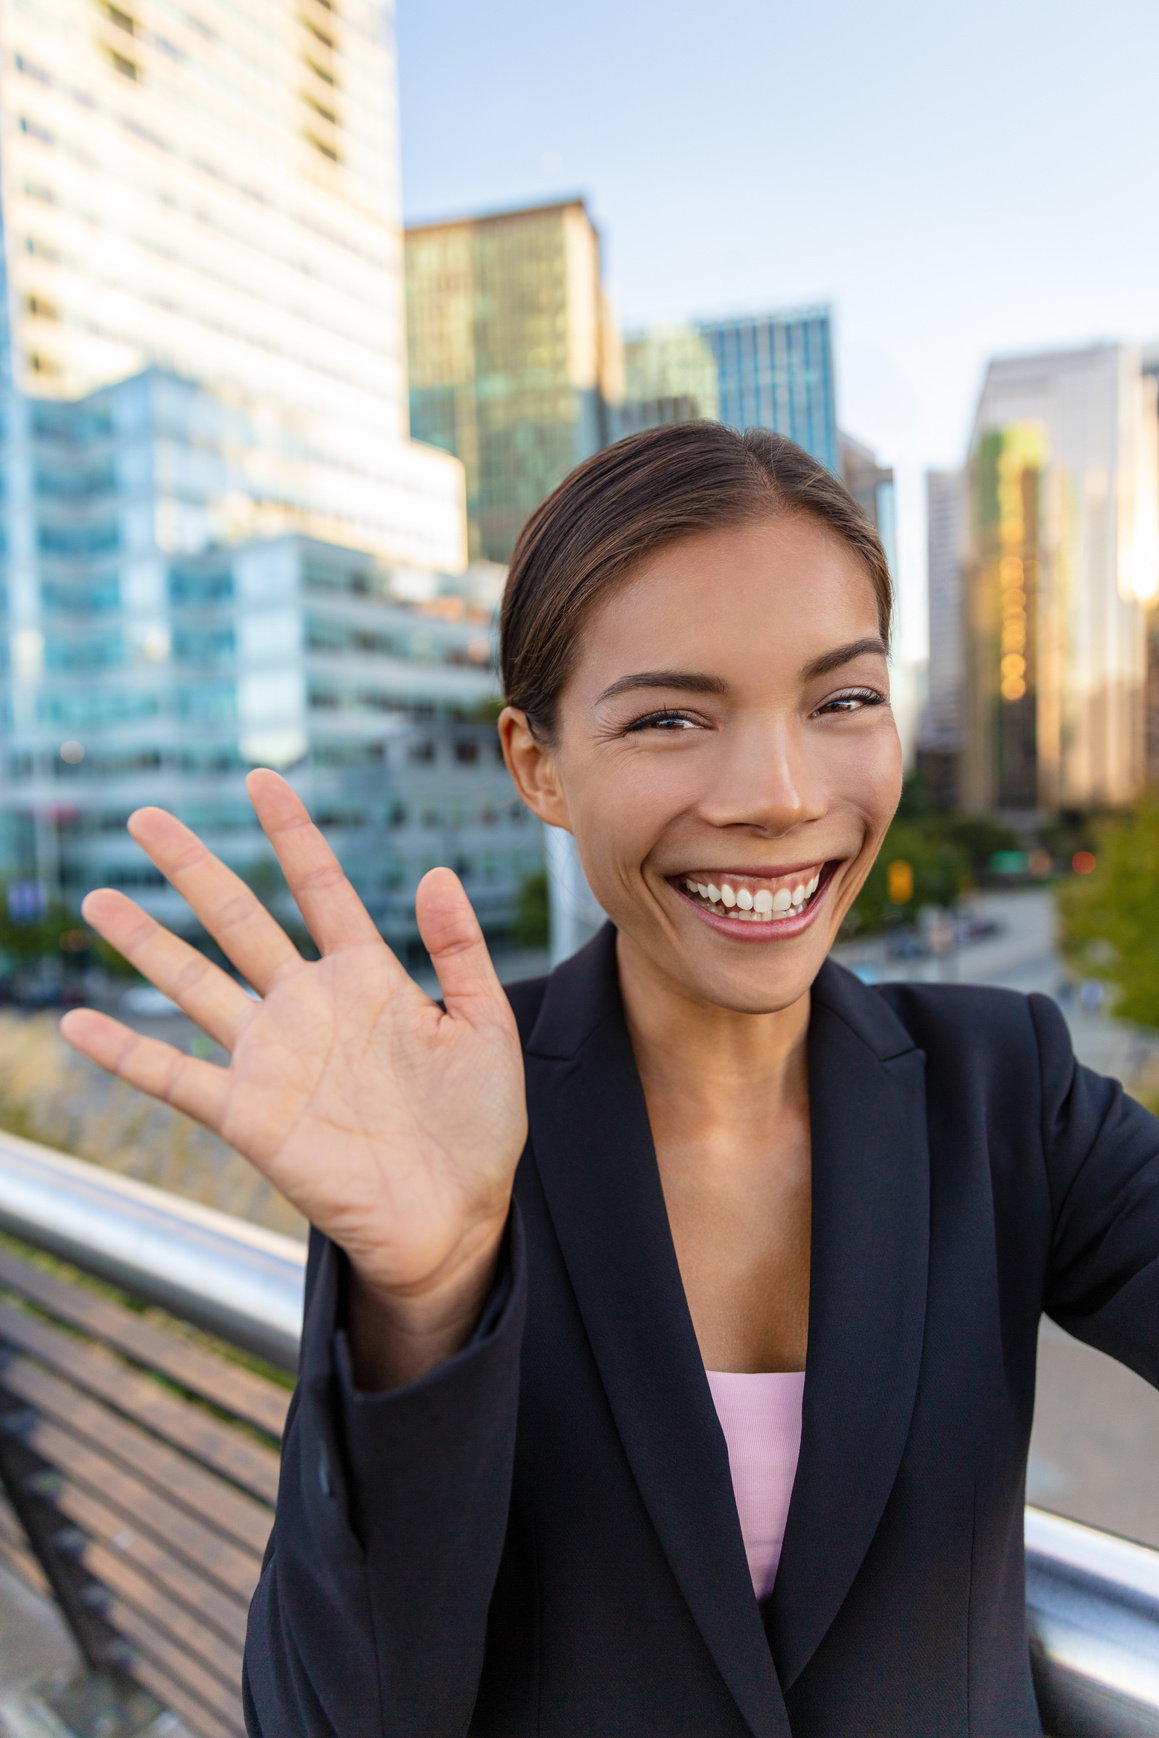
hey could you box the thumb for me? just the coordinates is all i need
[415,868,507,1022]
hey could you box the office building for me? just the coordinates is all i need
[405,199,622,562]
[917,470,966,805]
[0,0,464,569]
[962,345,1159,814]
[839,432,896,573]
[0,368,537,947]
[697,307,838,474]
[613,324,719,439]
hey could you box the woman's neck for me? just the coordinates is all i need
[614,930,813,1373]
[615,930,811,1135]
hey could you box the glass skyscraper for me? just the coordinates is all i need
[697,307,838,474]
[963,345,1159,813]
[405,199,621,562]
[0,368,535,952]
[0,0,464,568]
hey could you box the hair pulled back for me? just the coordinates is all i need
[500,421,892,739]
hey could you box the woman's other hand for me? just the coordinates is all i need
[60,769,528,1390]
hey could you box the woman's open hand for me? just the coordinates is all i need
[60,770,528,1385]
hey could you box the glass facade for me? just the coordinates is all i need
[963,346,1159,813]
[406,200,621,562]
[613,324,719,439]
[697,307,838,474]
[0,0,465,569]
[0,369,535,945]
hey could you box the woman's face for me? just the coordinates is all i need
[502,514,903,1015]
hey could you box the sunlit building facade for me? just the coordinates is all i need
[613,323,719,438]
[962,346,1159,814]
[697,307,838,474]
[405,199,622,562]
[0,0,465,568]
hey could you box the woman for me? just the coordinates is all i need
[62,423,1159,1737]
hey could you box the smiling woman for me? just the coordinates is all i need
[58,424,1159,1738]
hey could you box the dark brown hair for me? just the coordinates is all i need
[500,421,892,738]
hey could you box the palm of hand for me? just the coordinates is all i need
[61,770,528,1305]
[221,945,526,1292]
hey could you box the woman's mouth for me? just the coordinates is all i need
[669,862,836,936]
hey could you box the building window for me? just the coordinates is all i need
[169,567,234,605]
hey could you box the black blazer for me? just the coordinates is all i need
[243,926,1159,1737]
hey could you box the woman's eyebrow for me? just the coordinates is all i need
[800,637,888,680]
[595,671,730,704]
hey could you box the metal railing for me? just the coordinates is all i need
[1028,1507,1159,1736]
[0,1129,1156,1734]
[0,1126,304,1370]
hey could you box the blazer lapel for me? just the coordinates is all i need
[766,959,931,1690]
[524,928,791,1738]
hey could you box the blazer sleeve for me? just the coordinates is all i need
[243,1212,527,1738]
[1034,992,1159,1387]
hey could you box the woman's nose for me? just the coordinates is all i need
[698,723,827,834]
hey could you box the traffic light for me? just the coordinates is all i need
[887,859,914,904]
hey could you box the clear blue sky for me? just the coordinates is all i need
[396,0,1159,659]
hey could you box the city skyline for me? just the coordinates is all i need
[396,0,1159,664]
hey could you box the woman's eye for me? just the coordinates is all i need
[814,688,885,716]
[625,710,700,733]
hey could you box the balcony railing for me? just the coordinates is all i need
[0,1127,1156,1736]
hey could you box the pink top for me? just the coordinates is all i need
[705,1369,805,1600]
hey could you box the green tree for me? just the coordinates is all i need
[937,815,1019,879]
[849,821,969,934]
[513,870,549,949]
[1056,805,1159,1027]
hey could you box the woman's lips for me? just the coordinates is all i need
[670,861,839,941]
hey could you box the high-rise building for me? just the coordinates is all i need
[0,0,464,568]
[917,470,966,806]
[697,307,838,474]
[962,346,1159,814]
[839,432,896,572]
[0,372,537,950]
[405,199,622,562]
[613,324,719,439]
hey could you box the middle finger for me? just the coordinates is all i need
[126,807,302,992]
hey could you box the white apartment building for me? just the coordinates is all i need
[920,469,966,765]
[0,0,464,569]
[963,345,1159,813]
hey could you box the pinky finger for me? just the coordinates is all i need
[60,1009,230,1132]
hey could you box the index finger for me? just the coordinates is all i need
[245,769,392,959]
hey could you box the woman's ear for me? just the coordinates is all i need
[498,707,571,831]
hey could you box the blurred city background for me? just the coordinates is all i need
[0,0,1155,1727]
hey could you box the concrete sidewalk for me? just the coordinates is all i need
[0,1559,185,1736]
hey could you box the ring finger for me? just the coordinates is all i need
[82,889,261,1051]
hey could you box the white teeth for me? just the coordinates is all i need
[681,869,824,918]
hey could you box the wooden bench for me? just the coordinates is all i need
[0,1240,290,1738]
